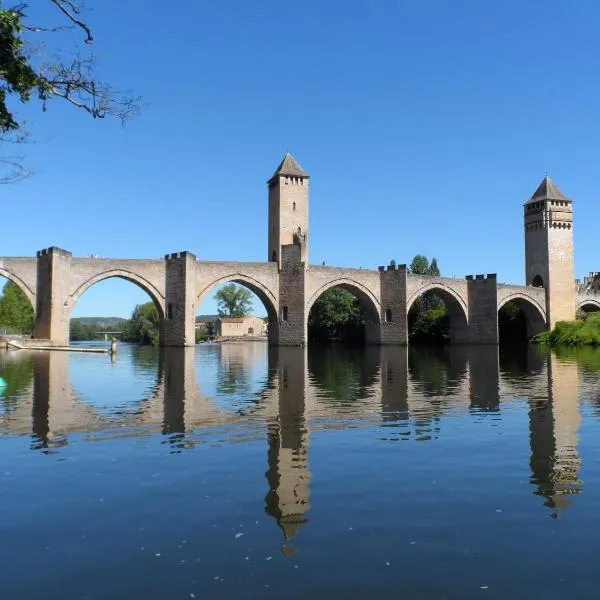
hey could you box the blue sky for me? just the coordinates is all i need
[3,0,600,318]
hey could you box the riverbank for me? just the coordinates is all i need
[534,313,600,346]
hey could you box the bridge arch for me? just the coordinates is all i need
[69,269,166,317]
[577,299,600,314]
[407,283,469,343]
[0,267,36,311]
[306,278,382,344]
[498,293,547,340]
[196,274,279,343]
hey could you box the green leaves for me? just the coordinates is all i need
[121,301,160,345]
[308,287,364,344]
[0,280,34,334]
[215,284,254,318]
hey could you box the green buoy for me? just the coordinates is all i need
[0,377,6,388]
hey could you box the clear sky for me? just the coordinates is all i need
[4,0,600,318]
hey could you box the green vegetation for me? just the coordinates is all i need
[70,321,98,341]
[308,287,364,344]
[0,281,34,334]
[1,2,139,182]
[215,284,253,318]
[408,255,449,343]
[534,313,600,346]
[121,302,160,345]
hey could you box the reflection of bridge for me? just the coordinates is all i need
[0,343,586,536]
[0,156,595,346]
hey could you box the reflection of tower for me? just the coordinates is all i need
[379,346,409,422]
[468,346,500,413]
[524,176,575,328]
[529,354,582,515]
[264,347,311,545]
[161,347,198,448]
[32,351,71,449]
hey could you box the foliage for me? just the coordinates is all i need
[534,313,600,346]
[407,255,448,343]
[0,280,34,334]
[410,303,449,343]
[215,284,253,318]
[205,320,216,337]
[121,301,160,345]
[308,287,365,344]
[0,2,139,182]
[69,320,97,340]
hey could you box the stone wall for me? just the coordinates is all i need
[466,274,498,344]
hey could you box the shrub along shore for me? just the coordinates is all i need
[534,313,600,346]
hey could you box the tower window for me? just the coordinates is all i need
[167,303,173,320]
[282,306,288,322]
[532,275,544,288]
[385,309,393,323]
[293,201,296,211]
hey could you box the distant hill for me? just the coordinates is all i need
[196,314,218,323]
[71,316,127,327]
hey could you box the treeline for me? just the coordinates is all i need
[70,302,161,345]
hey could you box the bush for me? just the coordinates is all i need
[533,313,600,346]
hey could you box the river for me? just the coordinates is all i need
[0,341,598,599]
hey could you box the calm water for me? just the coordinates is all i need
[1,341,599,599]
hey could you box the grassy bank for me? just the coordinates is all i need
[534,313,600,346]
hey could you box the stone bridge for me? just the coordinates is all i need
[0,155,592,346]
[0,250,560,346]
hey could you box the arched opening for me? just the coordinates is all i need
[532,275,544,288]
[407,286,468,345]
[70,276,165,345]
[576,301,600,320]
[196,277,277,345]
[498,297,546,345]
[0,275,35,337]
[307,282,381,345]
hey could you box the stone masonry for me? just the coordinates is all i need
[0,156,591,346]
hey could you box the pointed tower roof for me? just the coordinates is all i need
[268,153,309,183]
[526,176,571,204]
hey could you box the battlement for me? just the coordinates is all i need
[378,263,407,272]
[466,274,497,281]
[164,251,197,261]
[36,246,72,258]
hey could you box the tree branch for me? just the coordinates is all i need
[49,0,93,44]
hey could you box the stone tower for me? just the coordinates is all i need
[268,153,309,267]
[524,176,575,328]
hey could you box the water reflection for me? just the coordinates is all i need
[0,341,587,529]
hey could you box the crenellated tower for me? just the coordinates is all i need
[268,153,309,267]
[524,176,575,328]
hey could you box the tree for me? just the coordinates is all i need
[215,284,253,318]
[428,257,440,277]
[121,302,159,345]
[0,2,139,182]
[409,255,429,275]
[205,321,216,338]
[308,287,364,344]
[0,280,34,334]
